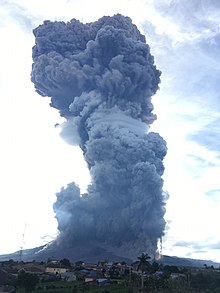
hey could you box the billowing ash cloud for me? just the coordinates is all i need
[31,14,167,259]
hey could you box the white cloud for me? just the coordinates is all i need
[143,1,220,260]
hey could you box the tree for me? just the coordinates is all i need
[60,258,72,268]
[137,253,151,273]
[150,261,159,274]
[137,253,151,292]
[17,271,39,292]
[109,264,119,278]
[167,276,188,292]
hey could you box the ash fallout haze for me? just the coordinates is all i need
[31,14,167,260]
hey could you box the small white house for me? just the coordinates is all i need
[46,266,69,274]
[60,272,77,282]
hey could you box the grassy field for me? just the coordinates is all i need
[31,280,131,293]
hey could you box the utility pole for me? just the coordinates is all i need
[187,269,191,291]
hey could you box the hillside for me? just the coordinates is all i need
[0,245,219,268]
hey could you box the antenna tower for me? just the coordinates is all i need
[18,223,27,262]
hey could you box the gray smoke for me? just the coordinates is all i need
[31,14,167,259]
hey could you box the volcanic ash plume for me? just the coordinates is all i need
[31,14,167,259]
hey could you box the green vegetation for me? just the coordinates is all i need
[17,271,39,292]
[3,255,220,292]
[35,281,128,293]
[136,253,151,291]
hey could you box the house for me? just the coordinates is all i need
[74,261,85,269]
[12,262,46,275]
[97,278,108,286]
[98,261,108,269]
[86,271,98,279]
[18,265,45,275]
[79,269,89,273]
[46,266,69,274]
[154,271,164,277]
[115,262,129,275]
[84,263,97,270]
[60,272,77,282]
[46,262,70,274]
[39,273,60,282]
[0,285,16,293]
[85,277,95,283]
[170,273,186,279]
[84,270,97,284]
[85,277,108,286]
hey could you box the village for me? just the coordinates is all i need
[1,253,220,293]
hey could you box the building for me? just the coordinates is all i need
[0,285,16,293]
[45,266,69,274]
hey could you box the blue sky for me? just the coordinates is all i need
[0,0,220,262]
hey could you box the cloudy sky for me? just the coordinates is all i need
[0,0,220,262]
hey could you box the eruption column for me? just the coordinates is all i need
[31,14,167,259]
